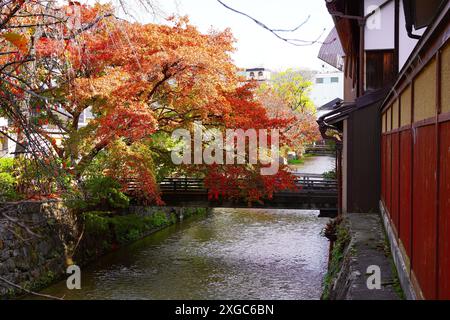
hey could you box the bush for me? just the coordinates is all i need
[66,175,130,211]
[323,169,337,180]
[83,211,112,235]
[82,211,172,244]
[0,158,14,173]
[110,212,170,243]
[0,158,19,202]
[0,172,19,202]
[288,158,304,165]
[83,176,130,209]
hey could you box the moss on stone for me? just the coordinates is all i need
[321,222,351,300]
[83,208,208,245]
[382,231,405,299]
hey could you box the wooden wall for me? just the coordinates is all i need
[347,102,381,213]
[381,42,450,299]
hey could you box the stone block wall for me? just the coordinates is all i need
[0,201,209,298]
[0,201,80,298]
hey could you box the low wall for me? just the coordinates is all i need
[379,201,418,300]
[0,201,209,298]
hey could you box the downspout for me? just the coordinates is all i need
[358,19,365,97]
[402,0,422,39]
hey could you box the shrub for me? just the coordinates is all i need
[288,158,304,165]
[83,175,130,209]
[82,211,174,244]
[83,211,111,235]
[0,158,14,173]
[13,157,60,198]
[323,169,337,180]
[0,172,19,202]
[0,158,18,202]
[66,175,130,211]
[111,212,169,243]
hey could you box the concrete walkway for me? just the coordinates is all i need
[331,212,403,300]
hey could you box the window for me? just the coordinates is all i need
[258,71,264,77]
[331,77,339,83]
[366,50,395,91]
[249,72,255,78]
[316,78,324,84]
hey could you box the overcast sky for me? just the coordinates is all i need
[106,0,335,71]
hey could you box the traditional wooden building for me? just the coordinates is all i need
[318,0,449,299]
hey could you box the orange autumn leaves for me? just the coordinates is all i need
[4,3,302,204]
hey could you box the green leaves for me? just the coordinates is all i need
[271,69,315,113]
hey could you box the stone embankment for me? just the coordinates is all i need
[0,201,209,298]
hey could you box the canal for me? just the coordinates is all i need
[36,156,335,300]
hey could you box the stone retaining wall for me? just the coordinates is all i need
[0,201,78,298]
[0,201,209,299]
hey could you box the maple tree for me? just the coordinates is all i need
[1,2,301,204]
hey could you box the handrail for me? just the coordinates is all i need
[155,176,338,193]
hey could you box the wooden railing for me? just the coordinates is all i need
[158,174,337,193]
[304,145,335,155]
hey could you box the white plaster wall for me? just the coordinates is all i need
[310,72,344,109]
[398,0,426,70]
[364,0,395,50]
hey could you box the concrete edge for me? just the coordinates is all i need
[379,200,417,300]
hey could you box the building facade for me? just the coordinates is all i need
[243,67,272,82]
[318,0,449,299]
[0,107,94,158]
[311,71,344,117]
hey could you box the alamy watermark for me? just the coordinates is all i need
[171,122,280,175]
[367,265,382,290]
[66,265,81,290]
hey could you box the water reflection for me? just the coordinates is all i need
[34,156,333,300]
[37,208,329,300]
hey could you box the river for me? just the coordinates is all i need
[35,156,335,300]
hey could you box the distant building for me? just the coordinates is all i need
[243,67,271,82]
[0,117,13,157]
[0,106,94,158]
[310,71,344,111]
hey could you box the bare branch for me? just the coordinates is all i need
[216,0,335,46]
[0,276,64,300]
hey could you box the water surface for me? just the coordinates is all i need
[35,156,332,300]
[38,209,329,300]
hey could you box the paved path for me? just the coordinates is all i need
[331,212,403,300]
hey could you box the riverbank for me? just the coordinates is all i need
[31,208,329,300]
[322,212,404,300]
[0,201,209,299]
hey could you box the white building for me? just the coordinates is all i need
[0,107,93,158]
[310,71,344,114]
[0,117,14,157]
[243,68,271,82]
